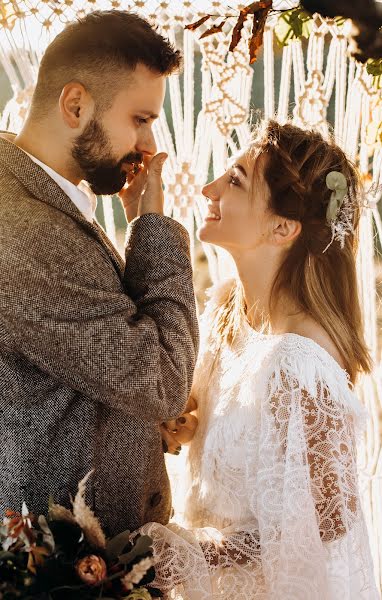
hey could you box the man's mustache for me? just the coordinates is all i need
[119,152,143,168]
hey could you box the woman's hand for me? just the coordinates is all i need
[139,152,167,216]
[118,152,167,222]
[161,397,198,454]
[118,157,148,223]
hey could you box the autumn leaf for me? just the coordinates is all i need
[249,6,271,63]
[244,0,272,15]
[199,20,226,40]
[185,15,210,32]
[229,0,272,53]
[229,11,248,51]
[27,545,50,574]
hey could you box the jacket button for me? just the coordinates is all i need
[150,492,162,508]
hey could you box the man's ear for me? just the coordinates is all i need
[59,82,94,129]
[272,217,302,246]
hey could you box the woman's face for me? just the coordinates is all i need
[198,150,272,254]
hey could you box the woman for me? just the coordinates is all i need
[142,120,379,599]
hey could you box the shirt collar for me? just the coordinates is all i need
[24,151,97,223]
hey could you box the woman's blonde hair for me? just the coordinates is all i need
[214,119,371,383]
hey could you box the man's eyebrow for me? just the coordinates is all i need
[140,110,159,119]
[230,163,247,178]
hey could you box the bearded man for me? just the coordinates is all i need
[0,10,198,537]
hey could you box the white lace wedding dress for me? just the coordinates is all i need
[142,283,380,599]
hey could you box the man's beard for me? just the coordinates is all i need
[71,118,142,196]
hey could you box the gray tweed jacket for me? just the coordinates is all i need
[0,135,198,537]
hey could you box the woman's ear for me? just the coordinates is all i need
[272,217,302,246]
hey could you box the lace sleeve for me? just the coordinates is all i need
[140,521,262,599]
[140,364,378,599]
[247,368,378,599]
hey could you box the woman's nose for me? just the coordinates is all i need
[202,181,218,201]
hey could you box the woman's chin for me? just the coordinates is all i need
[197,224,212,243]
[197,220,220,243]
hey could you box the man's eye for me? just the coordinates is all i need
[228,175,240,186]
[136,117,148,125]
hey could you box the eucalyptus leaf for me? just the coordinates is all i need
[326,196,340,222]
[372,75,382,90]
[275,8,313,47]
[367,59,382,77]
[334,15,347,27]
[105,529,131,560]
[275,11,295,46]
[118,535,153,566]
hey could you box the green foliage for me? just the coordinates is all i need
[275,8,313,47]
[366,59,382,89]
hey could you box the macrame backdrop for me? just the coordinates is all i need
[1,0,382,593]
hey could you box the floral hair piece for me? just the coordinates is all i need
[322,170,353,254]
[325,171,348,223]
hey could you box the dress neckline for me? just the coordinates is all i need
[241,318,352,385]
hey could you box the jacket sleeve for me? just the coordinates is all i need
[0,213,198,420]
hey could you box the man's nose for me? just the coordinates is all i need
[136,128,157,157]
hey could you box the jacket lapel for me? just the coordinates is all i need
[0,134,125,278]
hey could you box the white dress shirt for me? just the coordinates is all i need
[25,152,97,222]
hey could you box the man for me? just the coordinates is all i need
[0,10,198,537]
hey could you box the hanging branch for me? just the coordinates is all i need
[186,0,272,62]
[199,20,227,40]
[185,1,382,79]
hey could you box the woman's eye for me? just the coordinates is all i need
[228,175,240,186]
[136,117,148,125]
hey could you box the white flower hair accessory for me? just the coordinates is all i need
[322,170,354,254]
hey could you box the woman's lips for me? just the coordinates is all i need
[204,209,221,221]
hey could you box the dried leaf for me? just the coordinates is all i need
[48,498,76,525]
[229,11,248,52]
[243,0,271,15]
[27,545,50,574]
[72,471,106,549]
[185,15,210,31]
[199,20,226,40]
[249,6,271,63]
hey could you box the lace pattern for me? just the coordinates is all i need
[140,284,379,599]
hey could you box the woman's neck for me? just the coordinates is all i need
[232,248,302,333]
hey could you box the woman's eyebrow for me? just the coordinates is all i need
[230,163,247,178]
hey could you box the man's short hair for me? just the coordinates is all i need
[30,10,182,118]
